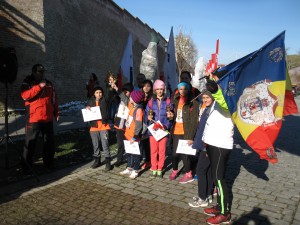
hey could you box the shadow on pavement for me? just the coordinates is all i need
[232,207,271,225]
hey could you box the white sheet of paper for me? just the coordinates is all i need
[124,140,140,155]
[116,103,129,119]
[148,121,168,141]
[81,106,102,122]
[176,139,196,155]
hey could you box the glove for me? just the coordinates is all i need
[153,123,163,131]
[206,79,218,94]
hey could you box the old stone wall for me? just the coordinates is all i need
[0,0,166,111]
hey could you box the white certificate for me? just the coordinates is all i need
[81,106,102,122]
[117,103,129,119]
[124,140,140,155]
[148,121,168,141]
[176,139,196,155]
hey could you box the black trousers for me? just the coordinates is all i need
[196,150,213,200]
[172,134,192,173]
[23,121,55,167]
[206,144,232,215]
[140,137,150,162]
[116,129,125,162]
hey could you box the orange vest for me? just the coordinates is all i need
[173,101,184,135]
[124,106,143,140]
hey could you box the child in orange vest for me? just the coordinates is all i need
[120,90,144,179]
[86,86,112,170]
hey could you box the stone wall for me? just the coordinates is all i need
[0,0,167,111]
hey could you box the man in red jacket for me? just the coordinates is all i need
[21,64,59,172]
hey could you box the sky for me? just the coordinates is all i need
[113,0,299,65]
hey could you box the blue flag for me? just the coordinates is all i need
[217,31,286,163]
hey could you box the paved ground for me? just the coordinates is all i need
[0,98,300,225]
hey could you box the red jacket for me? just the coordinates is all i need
[21,75,59,123]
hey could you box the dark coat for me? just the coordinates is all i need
[171,93,199,140]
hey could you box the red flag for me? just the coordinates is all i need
[211,53,218,71]
[216,39,219,54]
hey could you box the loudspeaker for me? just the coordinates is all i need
[0,47,18,84]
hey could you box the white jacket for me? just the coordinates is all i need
[202,101,234,149]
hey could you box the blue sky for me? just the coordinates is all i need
[113,0,299,65]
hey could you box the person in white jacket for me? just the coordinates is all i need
[202,75,234,225]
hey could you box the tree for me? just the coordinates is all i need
[174,27,198,75]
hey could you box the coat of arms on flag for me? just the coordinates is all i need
[216,31,296,164]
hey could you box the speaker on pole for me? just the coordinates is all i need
[0,47,18,84]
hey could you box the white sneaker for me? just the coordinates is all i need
[120,168,132,175]
[207,195,213,204]
[188,197,208,208]
[129,170,139,179]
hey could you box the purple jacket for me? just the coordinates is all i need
[145,96,173,135]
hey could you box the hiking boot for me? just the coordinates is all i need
[141,161,151,169]
[179,172,194,184]
[105,157,112,171]
[206,213,231,224]
[188,197,208,208]
[120,168,132,175]
[204,206,221,216]
[129,170,139,179]
[169,170,178,181]
[91,157,101,169]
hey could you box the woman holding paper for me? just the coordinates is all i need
[86,86,112,170]
[168,82,199,184]
[145,79,172,178]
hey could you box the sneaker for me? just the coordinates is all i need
[169,170,178,181]
[120,168,132,175]
[204,206,221,216]
[206,213,231,224]
[179,173,194,184]
[157,170,163,178]
[207,195,213,204]
[193,174,198,181]
[188,197,208,208]
[213,187,218,196]
[141,161,151,169]
[152,170,157,177]
[129,170,139,179]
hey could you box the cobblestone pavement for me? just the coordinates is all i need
[0,99,299,225]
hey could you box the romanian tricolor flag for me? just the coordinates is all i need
[217,31,287,164]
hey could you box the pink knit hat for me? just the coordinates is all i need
[130,90,144,104]
[153,79,165,91]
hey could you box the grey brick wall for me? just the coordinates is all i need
[0,0,166,111]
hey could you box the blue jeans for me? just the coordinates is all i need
[127,153,141,170]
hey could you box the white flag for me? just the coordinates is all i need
[120,33,134,84]
[163,27,178,96]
